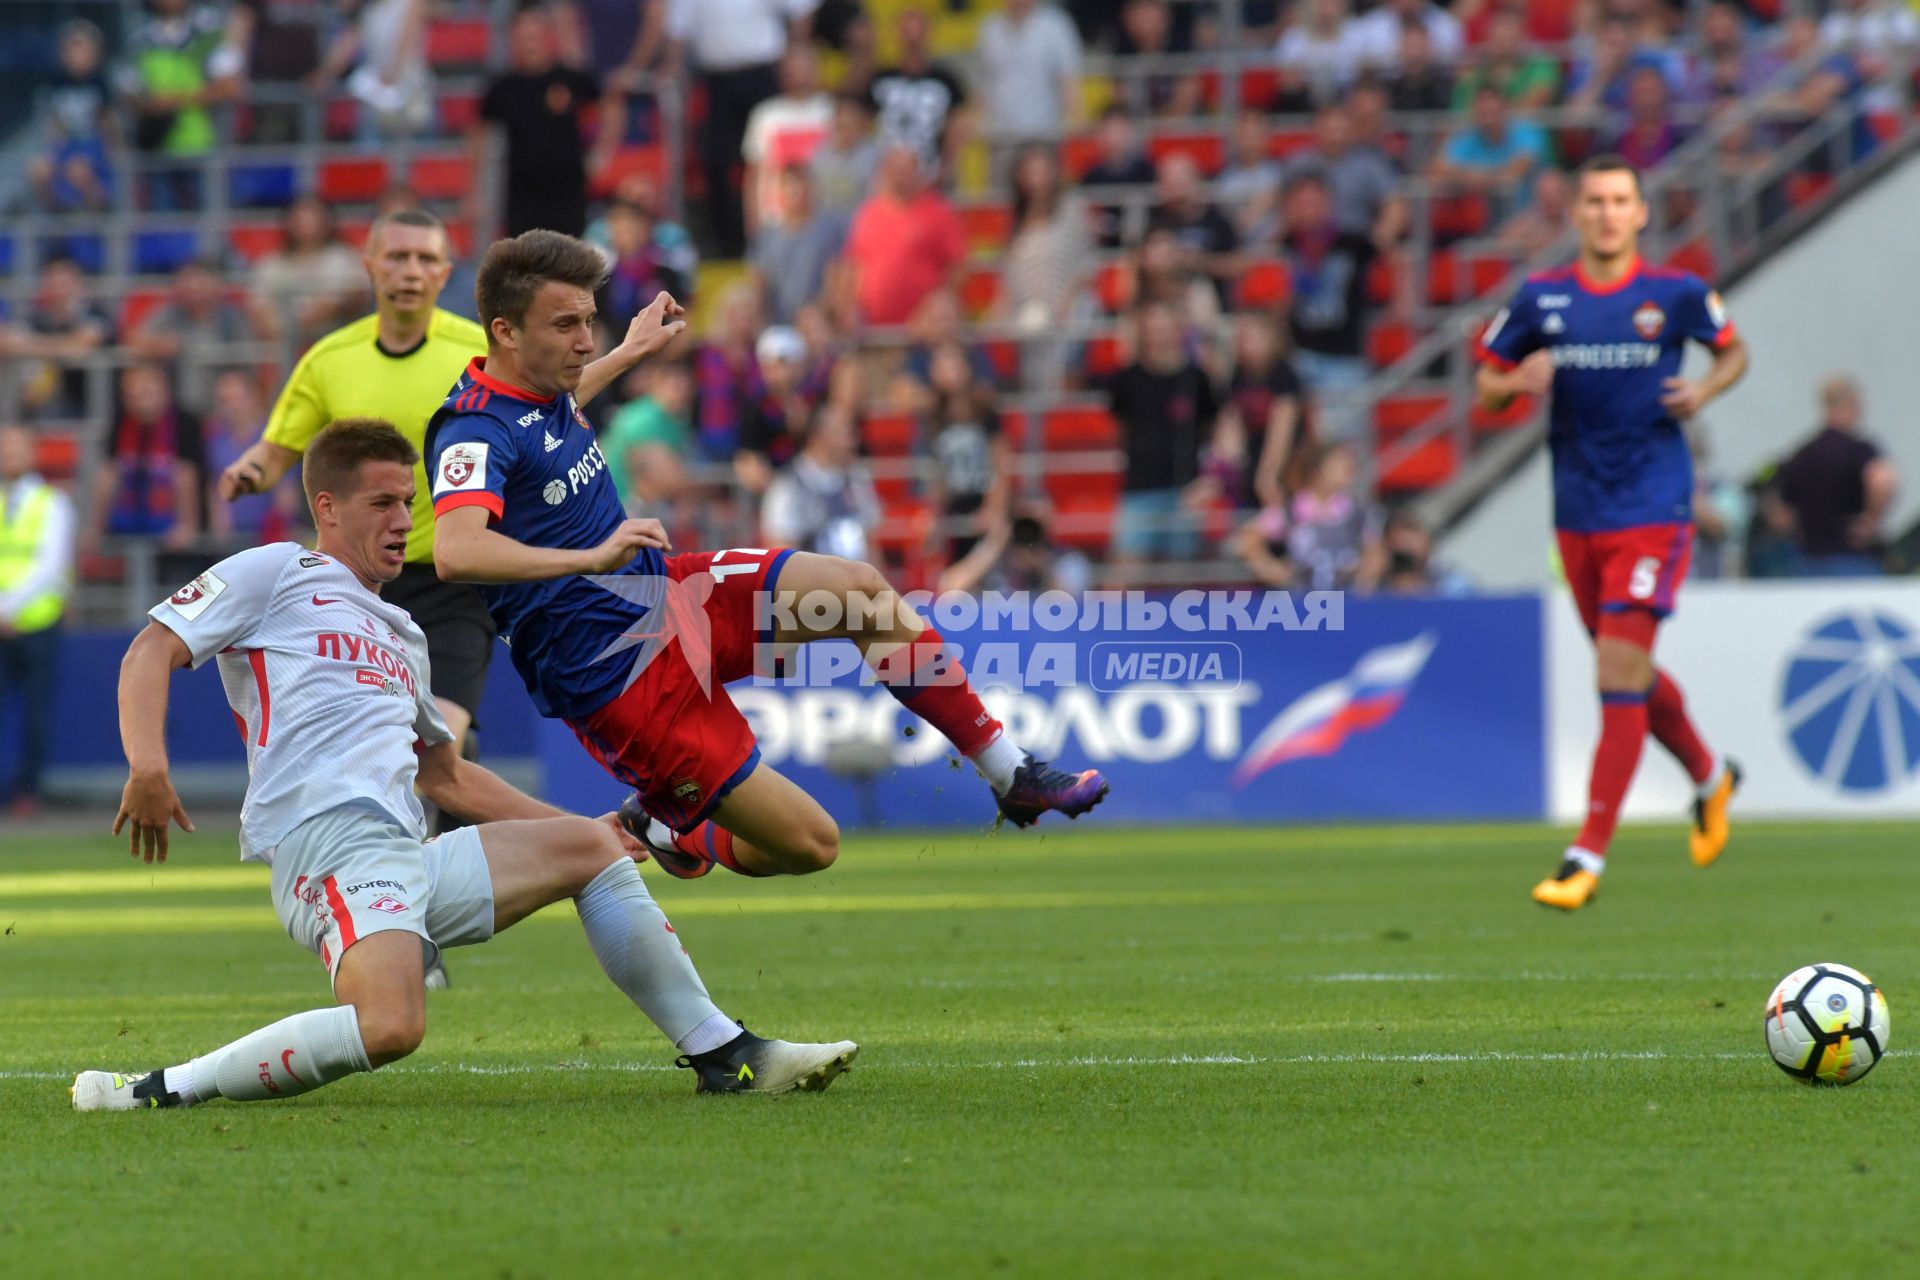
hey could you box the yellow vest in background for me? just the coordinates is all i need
[0,484,66,633]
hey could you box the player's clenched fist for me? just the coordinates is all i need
[1513,350,1554,396]
[584,517,672,572]
[623,292,688,360]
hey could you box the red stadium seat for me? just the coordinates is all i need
[1425,250,1462,306]
[1666,239,1717,281]
[1374,393,1450,435]
[959,203,1013,250]
[1042,405,1119,450]
[1093,259,1132,312]
[1083,332,1127,377]
[997,408,1029,448]
[1237,259,1291,309]
[588,145,665,198]
[1045,470,1121,552]
[409,153,471,201]
[1467,253,1513,299]
[1146,130,1226,175]
[118,288,169,335]
[1061,135,1103,180]
[317,157,391,204]
[862,413,917,456]
[1377,434,1458,491]
[1268,128,1316,159]
[425,17,492,68]
[1867,111,1899,144]
[958,266,1001,317]
[338,219,374,250]
[1367,320,1418,368]
[982,339,1020,384]
[1365,256,1397,306]
[324,98,359,141]
[439,90,481,133]
[1785,172,1833,209]
[443,218,474,257]
[1238,68,1281,110]
[33,433,78,481]
[229,223,286,264]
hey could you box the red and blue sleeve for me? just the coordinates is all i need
[1677,276,1737,350]
[1474,284,1540,371]
[430,412,515,523]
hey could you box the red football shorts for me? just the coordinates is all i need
[1556,523,1693,642]
[567,547,796,831]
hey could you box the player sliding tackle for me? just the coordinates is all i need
[74,421,855,1111]
[1474,154,1748,911]
[426,231,1108,881]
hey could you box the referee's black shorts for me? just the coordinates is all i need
[383,562,496,724]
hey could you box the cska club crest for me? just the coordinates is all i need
[1632,302,1666,339]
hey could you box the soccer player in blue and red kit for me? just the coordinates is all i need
[1475,155,1748,911]
[427,231,1108,881]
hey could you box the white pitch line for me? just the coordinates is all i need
[11,1048,1906,1083]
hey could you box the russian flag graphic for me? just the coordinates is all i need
[1232,632,1438,787]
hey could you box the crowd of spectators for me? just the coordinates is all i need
[3,0,1913,600]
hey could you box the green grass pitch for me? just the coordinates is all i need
[3,819,1919,1277]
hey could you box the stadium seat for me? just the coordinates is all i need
[118,288,169,334]
[585,144,665,200]
[1425,250,1462,306]
[228,162,298,208]
[134,230,198,275]
[1042,405,1119,450]
[1785,172,1833,209]
[337,219,374,250]
[1238,68,1281,110]
[1867,111,1899,144]
[1146,130,1226,175]
[1044,470,1120,552]
[1367,320,1418,368]
[44,235,105,274]
[861,412,917,456]
[1376,434,1458,491]
[1374,392,1450,435]
[324,98,359,141]
[426,17,492,68]
[443,218,474,257]
[229,223,286,263]
[1665,239,1717,280]
[1430,192,1490,241]
[1268,128,1316,158]
[1083,332,1127,377]
[1237,259,1291,309]
[1365,256,1397,306]
[439,90,482,134]
[958,266,1001,317]
[875,495,933,558]
[982,339,1020,384]
[317,157,392,204]
[32,432,78,481]
[959,203,1013,250]
[1060,134,1103,180]
[410,153,472,201]
[1093,259,1131,312]
[1467,253,1514,299]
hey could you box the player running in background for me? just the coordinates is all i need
[1475,154,1748,912]
[74,421,855,1110]
[427,231,1108,881]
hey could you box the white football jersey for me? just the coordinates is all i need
[150,543,454,862]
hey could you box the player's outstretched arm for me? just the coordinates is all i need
[433,505,671,583]
[114,622,197,863]
[415,740,645,855]
[574,291,688,409]
[217,438,302,501]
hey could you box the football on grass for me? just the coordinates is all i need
[1764,963,1890,1086]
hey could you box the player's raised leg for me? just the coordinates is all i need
[777,553,1107,825]
[1645,667,1741,866]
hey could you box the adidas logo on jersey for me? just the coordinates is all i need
[517,409,544,427]
[1543,313,1566,335]
[544,430,563,453]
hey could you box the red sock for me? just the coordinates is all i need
[1646,669,1714,785]
[1575,693,1650,857]
[675,821,769,877]
[870,623,1002,756]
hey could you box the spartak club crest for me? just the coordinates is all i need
[170,581,204,605]
[1632,301,1666,339]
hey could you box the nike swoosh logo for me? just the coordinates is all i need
[312,594,342,606]
[281,1048,309,1088]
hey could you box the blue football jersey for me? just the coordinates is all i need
[427,358,666,720]
[1477,259,1736,533]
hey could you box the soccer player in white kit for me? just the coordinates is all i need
[73,420,856,1109]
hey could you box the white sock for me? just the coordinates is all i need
[162,1064,200,1106]
[677,1012,740,1056]
[970,731,1026,794]
[1696,754,1723,800]
[185,1005,371,1103]
[1566,846,1605,875]
[575,858,726,1045]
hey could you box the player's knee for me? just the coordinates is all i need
[356,1000,426,1067]
[561,816,627,889]
[790,814,840,872]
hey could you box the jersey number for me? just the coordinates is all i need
[710,548,767,583]
[1628,556,1661,600]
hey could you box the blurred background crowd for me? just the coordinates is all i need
[0,0,1914,638]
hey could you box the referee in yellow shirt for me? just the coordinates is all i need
[219,207,491,811]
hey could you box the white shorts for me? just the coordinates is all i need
[270,801,496,985]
